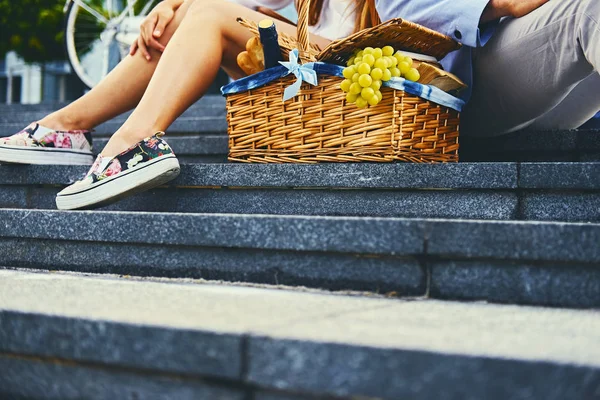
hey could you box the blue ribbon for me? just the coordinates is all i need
[279,49,319,101]
[221,56,465,112]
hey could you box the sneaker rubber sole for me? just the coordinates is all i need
[0,145,94,165]
[55,155,181,210]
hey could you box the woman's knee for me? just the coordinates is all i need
[186,0,229,20]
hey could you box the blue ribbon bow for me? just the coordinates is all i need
[279,49,319,101]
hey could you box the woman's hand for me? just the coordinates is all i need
[481,0,550,23]
[130,0,183,61]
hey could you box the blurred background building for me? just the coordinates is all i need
[1,51,86,104]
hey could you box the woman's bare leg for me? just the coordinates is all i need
[100,0,331,157]
[37,0,197,132]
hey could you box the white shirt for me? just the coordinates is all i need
[233,0,356,40]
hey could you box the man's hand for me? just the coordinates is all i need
[130,0,184,61]
[481,0,550,23]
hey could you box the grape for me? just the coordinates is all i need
[349,82,362,94]
[357,62,371,75]
[404,56,414,66]
[340,79,352,92]
[352,73,360,82]
[370,80,382,91]
[370,68,383,81]
[361,87,375,99]
[362,54,376,67]
[390,67,401,77]
[382,46,394,57]
[384,57,393,68]
[372,47,383,59]
[354,57,362,65]
[358,74,373,88]
[346,57,355,67]
[387,56,398,67]
[346,92,358,103]
[342,66,355,79]
[374,58,387,70]
[355,97,368,108]
[393,54,403,67]
[356,50,364,58]
[405,68,421,82]
[375,90,383,101]
[363,47,374,55]
[382,69,392,82]
[398,61,411,75]
[367,96,380,106]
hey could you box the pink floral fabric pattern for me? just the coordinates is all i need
[0,123,92,151]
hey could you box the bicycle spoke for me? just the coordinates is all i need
[140,0,154,15]
[72,0,109,24]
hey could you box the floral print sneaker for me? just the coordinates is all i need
[0,123,94,165]
[55,132,180,210]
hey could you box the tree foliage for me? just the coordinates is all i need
[0,0,67,63]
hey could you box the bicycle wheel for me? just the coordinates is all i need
[64,0,158,89]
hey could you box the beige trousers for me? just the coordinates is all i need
[461,0,600,136]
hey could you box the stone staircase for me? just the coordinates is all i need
[0,98,599,399]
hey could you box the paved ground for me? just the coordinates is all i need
[1,268,599,367]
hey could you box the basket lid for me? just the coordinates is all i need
[317,18,461,65]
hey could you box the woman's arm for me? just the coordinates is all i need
[480,0,549,23]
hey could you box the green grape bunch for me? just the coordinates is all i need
[340,46,421,109]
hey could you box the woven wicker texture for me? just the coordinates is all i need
[228,0,460,163]
[318,18,461,64]
[237,17,460,64]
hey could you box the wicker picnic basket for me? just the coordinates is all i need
[224,0,462,163]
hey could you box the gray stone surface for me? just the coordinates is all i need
[95,134,228,156]
[0,162,519,189]
[520,162,600,189]
[0,311,242,379]
[0,95,225,116]
[254,392,333,400]
[0,186,27,208]
[248,338,600,400]
[0,209,426,255]
[0,102,225,125]
[579,129,600,149]
[580,152,600,161]
[522,192,600,222]
[1,269,599,364]
[1,209,599,263]
[0,237,425,294]
[24,187,519,221]
[2,269,600,398]
[463,130,579,152]
[429,260,600,308]
[426,219,600,263]
[176,163,518,189]
[96,116,228,134]
[0,355,244,400]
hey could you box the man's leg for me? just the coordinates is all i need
[461,0,600,136]
[531,72,600,130]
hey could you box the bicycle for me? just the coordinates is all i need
[64,0,159,89]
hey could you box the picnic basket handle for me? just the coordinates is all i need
[295,0,313,62]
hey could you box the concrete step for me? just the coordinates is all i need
[0,95,226,119]
[1,99,599,161]
[0,117,228,137]
[1,162,599,223]
[0,97,226,124]
[1,269,598,400]
[0,208,598,308]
